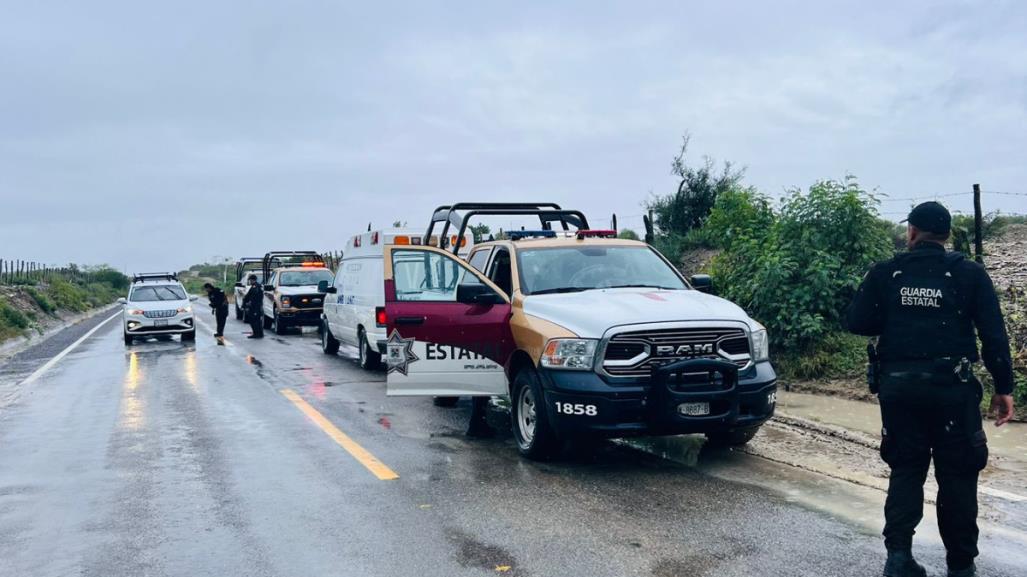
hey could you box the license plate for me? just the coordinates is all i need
[154,319,168,327]
[678,402,710,416]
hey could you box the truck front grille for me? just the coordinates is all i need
[291,295,324,309]
[603,326,751,378]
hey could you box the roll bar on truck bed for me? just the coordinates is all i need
[424,203,591,255]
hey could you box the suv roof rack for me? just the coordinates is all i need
[425,203,590,254]
[261,251,325,281]
[133,272,178,283]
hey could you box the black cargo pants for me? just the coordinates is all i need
[878,369,988,570]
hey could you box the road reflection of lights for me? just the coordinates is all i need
[120,352,145,430]
[297,368,328,400]
[184,351,199,392]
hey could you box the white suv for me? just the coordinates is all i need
[120,273,198,345]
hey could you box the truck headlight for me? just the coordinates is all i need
[280,296,292,307]
[541,339,597,370]
[750,328,769,362]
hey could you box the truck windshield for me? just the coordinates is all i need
[279,270,333,286]
[130,285,187,302]
[517,246,687,295]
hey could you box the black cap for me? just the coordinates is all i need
[902,201,951,234]
[248,274,258,281]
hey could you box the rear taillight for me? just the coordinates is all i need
[375,307,387,327]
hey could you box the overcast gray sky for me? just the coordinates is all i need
[1,1,1025,273]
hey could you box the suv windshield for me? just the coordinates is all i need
[517,246,687,295]
[130,285,187,302]
[279,270,333,287]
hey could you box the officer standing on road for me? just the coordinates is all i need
[203,282,229,345]
[847,201,1015,577]
[242,274,264,339]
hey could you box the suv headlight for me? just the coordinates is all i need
[177,306,191,314]
[750,328,769,362]
[541,339,597,370]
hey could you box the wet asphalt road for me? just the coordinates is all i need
[0,309,1023,577]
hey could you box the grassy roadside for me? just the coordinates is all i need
[0,268,128,345]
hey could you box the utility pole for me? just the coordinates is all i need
[973,183,984,264]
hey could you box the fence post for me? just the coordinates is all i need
[972,183,984,264]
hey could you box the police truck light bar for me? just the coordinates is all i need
[575,230,617,239]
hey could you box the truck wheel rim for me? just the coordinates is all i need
[518,386,536,444]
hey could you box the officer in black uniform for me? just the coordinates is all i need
[242,274,265,339]
[203,282,229,344]
[847,201,1015,577]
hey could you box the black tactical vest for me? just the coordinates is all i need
[877,250,977,362]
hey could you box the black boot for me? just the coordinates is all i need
[883,550,927,577]
[466,418,495,438]
[947,564,976,577]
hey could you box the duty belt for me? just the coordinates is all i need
[881,357,974,383]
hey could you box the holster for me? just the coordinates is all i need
[866,342,881,394]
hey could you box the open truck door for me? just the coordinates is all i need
[383,245,512,397]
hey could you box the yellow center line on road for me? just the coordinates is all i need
[280,388,399,481]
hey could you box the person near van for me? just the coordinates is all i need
[846,201,1015,577]
[203,282,229,345]
[242,274,264,339]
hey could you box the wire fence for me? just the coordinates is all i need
[0,259,89,286]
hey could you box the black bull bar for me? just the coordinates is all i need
[646,358,740,428]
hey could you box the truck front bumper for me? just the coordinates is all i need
[276,308,323,326]
[537,360,777,438]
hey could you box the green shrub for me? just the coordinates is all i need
[0,299,30,331]
[710,177,892,352]
[692,186,774,250]
[617,228,640,240]
[774,331,867,380]
[25,287,57,315]
[45,279,90,312]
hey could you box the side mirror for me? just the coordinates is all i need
[234,282,244,288]
[690,274,713,294]
[189,295,199,302]
[117,297,127,305]
[317,280,330,293]
[457,283,503,305]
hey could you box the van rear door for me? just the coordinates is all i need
[383,245,512,397]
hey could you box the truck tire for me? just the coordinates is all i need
[181,329,196,342]
[433,396,459,407]
[124,332,133,346]
[263,313,273,329]
[273,310,289,335]
[321,320,340,354]
[511,367,561,460]
[358,330,382,370]
[705,426,760,448]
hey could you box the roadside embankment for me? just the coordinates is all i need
[0,279,124,357]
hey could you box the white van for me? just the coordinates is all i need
[320,228,474,369]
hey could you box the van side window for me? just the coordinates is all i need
[487,248,513,296]
[468,249,491,272]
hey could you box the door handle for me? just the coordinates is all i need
[395,316,425,326]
